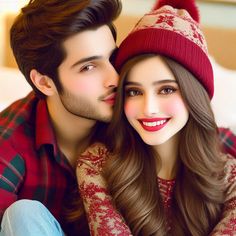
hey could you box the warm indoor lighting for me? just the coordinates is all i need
[0,0,28,13]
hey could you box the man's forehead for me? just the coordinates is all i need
[62,25,116,62]
[63,25,115,48]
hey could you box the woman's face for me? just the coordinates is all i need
[124,56,189,146]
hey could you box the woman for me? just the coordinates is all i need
[76,0,236,235]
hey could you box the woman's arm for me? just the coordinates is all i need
[76,143,132,236]
[210,156,236,235]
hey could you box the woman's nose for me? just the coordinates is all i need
[143,94,159,117]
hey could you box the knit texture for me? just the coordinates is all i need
[115,0,214,98]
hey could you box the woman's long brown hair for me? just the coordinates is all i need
[103,54,226,236]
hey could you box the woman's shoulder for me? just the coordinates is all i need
[78,143,110,173]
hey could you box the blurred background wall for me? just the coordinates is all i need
[0,0,236,69]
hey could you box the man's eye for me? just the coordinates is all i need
[80,64,95,72]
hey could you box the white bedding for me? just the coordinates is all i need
[211,57,236,132]
[0,66,31,111]
[0,61,236,132]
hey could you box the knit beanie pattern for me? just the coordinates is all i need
[115,0,214,98]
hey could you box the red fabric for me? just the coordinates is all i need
[153,0,200,22]
[115,28,213,98]
[0,189,17,220]
[0,92,82,234]
[219,127,236,158]
[77,143,236,235]
[115,2,213,98]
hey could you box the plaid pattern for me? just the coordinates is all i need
[219,127,236,158]
[0,92,79,232]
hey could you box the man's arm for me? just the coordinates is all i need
[0,142,25,221]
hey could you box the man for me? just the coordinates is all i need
[0,0,121,235]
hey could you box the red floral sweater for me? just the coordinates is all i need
[77,143,236,236]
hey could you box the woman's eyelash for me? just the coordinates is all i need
[125,88,142,97]
[159,86,177,94]
[125,85,178,96]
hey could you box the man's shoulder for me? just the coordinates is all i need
[0,92,39,143]
[221,154,236,188]
[219,127,236,158]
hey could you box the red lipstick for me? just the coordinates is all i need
[138,118,169,132]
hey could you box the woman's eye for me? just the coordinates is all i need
[126,89,142,97]
[80,64,95,72]
[160,87,176,95]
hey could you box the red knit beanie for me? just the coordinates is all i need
[115,0,214,98]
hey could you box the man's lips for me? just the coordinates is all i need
[138,118,170,132]
[102,93,116,105]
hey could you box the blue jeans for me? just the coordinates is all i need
[0,200,65,236]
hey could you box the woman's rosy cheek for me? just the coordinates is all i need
[164,98,187,115]
[124,101,138,118]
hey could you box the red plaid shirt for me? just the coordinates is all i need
[0,92,89,235]
[219,127,236,158]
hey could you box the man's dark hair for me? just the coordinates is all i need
[10,0,122,98]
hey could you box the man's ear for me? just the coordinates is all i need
[30,69,57,96]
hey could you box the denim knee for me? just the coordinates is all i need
[3,199,45,219]
[0,200,64,236]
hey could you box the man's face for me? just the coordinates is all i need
[57,25,118,122]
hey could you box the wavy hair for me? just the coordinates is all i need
[103,54,226,235]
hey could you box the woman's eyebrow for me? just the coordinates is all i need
[125,79,177,86]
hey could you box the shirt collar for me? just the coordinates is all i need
[35,99,57,152]
[35,99,75,174]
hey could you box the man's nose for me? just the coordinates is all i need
[104,63,119,88]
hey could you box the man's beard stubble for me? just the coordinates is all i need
[58,90,112,123]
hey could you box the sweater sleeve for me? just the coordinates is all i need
[210,156,236,236]
[76,143,132,236]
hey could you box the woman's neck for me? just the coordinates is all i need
[154,134,180,180]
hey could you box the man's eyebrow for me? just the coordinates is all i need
[70,47,118,69]
[71,56,102,69]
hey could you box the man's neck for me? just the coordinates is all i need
[46,97,96,169]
